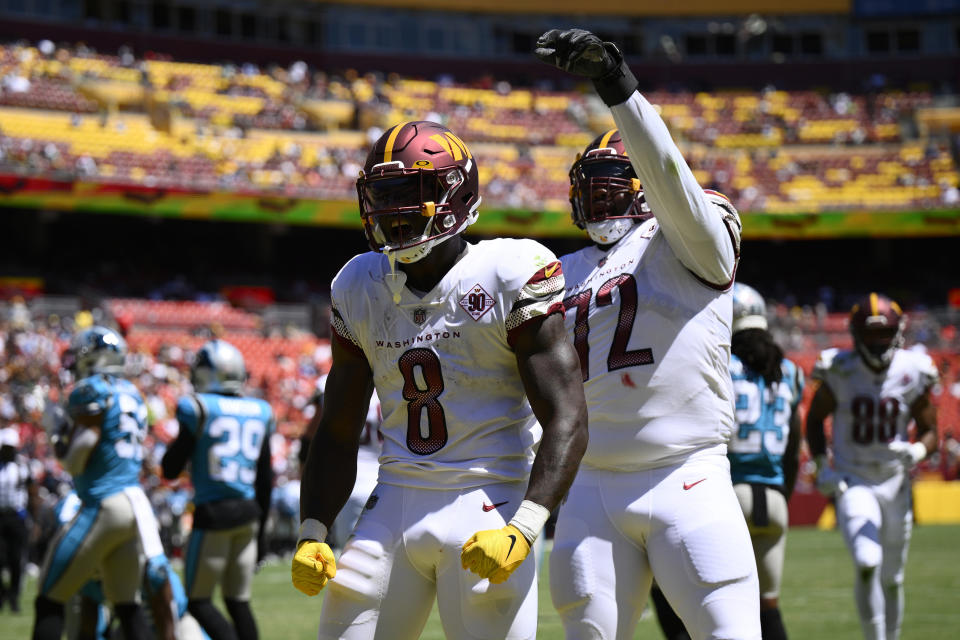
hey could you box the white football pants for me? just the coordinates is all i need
[550,452,761,640]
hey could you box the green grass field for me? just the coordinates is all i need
[5,525,959,638]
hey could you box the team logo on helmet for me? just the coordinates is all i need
[569,129,650,245]
[357,121,481,264]
[849,292,904,371]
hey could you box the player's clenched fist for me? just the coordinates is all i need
[461,525,531,585]
[534,28,618,78]
[534,28,638,107]
[291,540,336,596]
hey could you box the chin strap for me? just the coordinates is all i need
[383,250,407,304]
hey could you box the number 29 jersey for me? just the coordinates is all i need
[560,219,736,472]
[812,347,938,485]
[330,239,565,490]
[68,375,148,505]
[176,392,274,505]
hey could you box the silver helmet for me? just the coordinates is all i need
[732,283,768,333]
[191,339,247,394]
[65,326,127,378]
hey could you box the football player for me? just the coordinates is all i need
[54,489,206,640]
[291,120,588,640]
[161,340,274,640]
[535,29,762,640]
[806,293,938,640]
[728,283,804,640]
[33,326,152,640]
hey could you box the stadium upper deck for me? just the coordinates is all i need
[0,41,957,224]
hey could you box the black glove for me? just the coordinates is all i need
[534,29,638,107]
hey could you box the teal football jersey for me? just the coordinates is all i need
[177,392,274,505]
[67,375,147,504]
[727,355,804,487]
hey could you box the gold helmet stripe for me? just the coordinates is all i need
[891,300,902,315]
[870,292,879,316]
[382,122,410,164]
[598,129,618,150]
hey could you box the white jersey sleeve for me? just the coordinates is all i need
[327,241,564,489]
[611,92,741,288]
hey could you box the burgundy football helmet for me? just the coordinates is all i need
[357,121,480,263]
[849,293,905,371]
[569,128,650,244]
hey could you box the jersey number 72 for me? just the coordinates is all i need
[563,274,655,381]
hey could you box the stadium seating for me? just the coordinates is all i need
[1,41,957,214]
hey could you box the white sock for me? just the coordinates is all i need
[854,567,886,640]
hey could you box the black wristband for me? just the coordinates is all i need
[591,43,639,106]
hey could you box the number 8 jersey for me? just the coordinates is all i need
[330,238,565,490]
[812,347,939,485]
[176,392,275,504]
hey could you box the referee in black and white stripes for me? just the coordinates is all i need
[0,425,31,613]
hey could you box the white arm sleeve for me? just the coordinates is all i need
[611,92,741,287]
[61,428,99,476]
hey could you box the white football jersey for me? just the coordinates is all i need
[813,347,939,485]
[330,238,564,489]
[560,218,737,471]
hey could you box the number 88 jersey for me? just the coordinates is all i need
[813,347,939,485]
[330,238,565,490]
[176,392,274,505]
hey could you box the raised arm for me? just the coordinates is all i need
[610,94,740,286]
[535,28,740,286]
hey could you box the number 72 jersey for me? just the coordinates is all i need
[812,347,939,484]
[559,219,736,472]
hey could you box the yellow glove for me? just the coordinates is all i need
[291,540,336,596]
[460,524,531,585]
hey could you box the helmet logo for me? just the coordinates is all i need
[430,132,472,160]
[414,159,433,168]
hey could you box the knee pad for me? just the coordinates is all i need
[852,537,882,572]
[680,521,754,587]
[549,518,598,613]
[327,537,389,603]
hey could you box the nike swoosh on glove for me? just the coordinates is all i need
[461,524,531,585]
[291,540,336,596]
[534,28,618,78]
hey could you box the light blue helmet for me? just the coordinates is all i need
[191,339,246,394]
[66,326,127,378]
[732,283,768,333]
